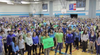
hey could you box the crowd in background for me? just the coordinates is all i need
[0,17,100,55]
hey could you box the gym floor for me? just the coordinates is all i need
[24,45,96,55]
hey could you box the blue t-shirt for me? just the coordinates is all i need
[49,32,55,38]
[32,36,39,44]
[0,36,2,53]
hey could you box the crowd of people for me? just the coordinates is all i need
[0,17,100,55]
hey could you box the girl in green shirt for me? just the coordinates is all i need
[43,32,50,55]
[23,30,27,51]
[39,31,44,54]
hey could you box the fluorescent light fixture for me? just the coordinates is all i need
[0,0,9,3]
[7,2,14,4]
[34,2,40,3]
[21,1,30,4]
[34,0,39,1]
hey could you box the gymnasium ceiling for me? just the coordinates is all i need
[0,0,76,4]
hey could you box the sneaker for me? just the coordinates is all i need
[84,51,86,52]
[59,52,63,54]
[65,53,67,55]
[70,53,72,55]
[91,51,93,54]
[87,50,89,53]
[95,53,98,55]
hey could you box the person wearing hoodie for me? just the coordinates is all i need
[87,30,96,54]
[7,31,16,55]
[74,29,81,50]
[0,34,4,55]
[65,30,74,55]
[96,31,100,55]
[32,32,39,55]
[11,37,19,55]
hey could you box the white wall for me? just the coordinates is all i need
[53,0,89,18]
[29,1,50,17]
[0,3,30,16]
[29,3,42,14]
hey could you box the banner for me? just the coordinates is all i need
[69,3,76,10]
[43,38,54,49]
[42,4,48,11]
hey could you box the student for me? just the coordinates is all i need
[18,35,25,55]
[87,30,96,54]
[96,31,100,55]
[48,30,55,50]
[26,33,33,55]
[11,37,19,55]
[1,31,7,55]
[43,32,50,55]
[32,32,39,55]
[55,28,63,55]
[0,34,4,55]
[74,29,81,50]
[81,30,89,52]
[65,30,74,55]
[39,31,45,54]
[23,30,27,51]
[7,31,16,55]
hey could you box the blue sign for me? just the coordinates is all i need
[69,4,74,10]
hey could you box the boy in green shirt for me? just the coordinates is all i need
[55,28,63,55]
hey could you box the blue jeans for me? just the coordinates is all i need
[55,43,63,53]
[97,45,100,54]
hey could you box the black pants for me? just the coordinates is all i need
[39,44,43,53]
[25,43,28,51]
[8,45,12,55]
[27,45,32,55]
[82,41,87,51]
[33,44,37,54]
[4,43,7,53]
[19,48,24,55]
[75,38,79,48]
[65,43,72,54]
[12,51,18,55]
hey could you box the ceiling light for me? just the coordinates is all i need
[34,0,39,1]
[0,0,9,3]
[34,2,40,3]
[7,2,14,4]
[21,1,30,4]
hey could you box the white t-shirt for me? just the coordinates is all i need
[18,39,25,49]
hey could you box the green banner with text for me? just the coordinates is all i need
[43,38,54,49]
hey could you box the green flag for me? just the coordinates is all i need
[43,38,54,49]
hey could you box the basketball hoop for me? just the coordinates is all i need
[33,9,36,14]
[61,9,67,14]
[59,0,67,14]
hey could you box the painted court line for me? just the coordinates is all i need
[53,49,77,55]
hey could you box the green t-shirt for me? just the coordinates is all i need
[31,26,34,28]
[43,36,49,39]
[81,31,83,34]
[23,34,27,42]
[55,33,63,43]
[39,23,42,27]
[40,36,43,43]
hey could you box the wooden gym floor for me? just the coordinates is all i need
[24,45,96,55]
